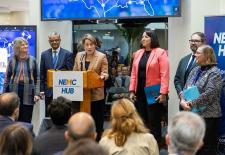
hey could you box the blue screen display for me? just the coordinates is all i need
[0,25,37,94]
[41,0,180,20]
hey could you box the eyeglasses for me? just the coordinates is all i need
[189,39,202,43]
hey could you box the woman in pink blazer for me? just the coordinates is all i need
[129,30,169,145]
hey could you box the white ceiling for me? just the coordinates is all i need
[0,0,29,13]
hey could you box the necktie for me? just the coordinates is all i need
[186,55,195,72]
[53,51,57,69]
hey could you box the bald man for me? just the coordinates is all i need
[54,112,97,155]
[65,112,97,142]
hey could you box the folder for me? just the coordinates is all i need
[144,84,160,105]
[183,86,206,113]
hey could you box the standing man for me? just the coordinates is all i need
[40,32,73,115]
[174,32,206,100]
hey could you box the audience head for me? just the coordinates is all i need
[195,44,217,66]
[81,34,97,55]
[65,112,96,142]
[48,32,61,50]
[121,66,128,76]
[189,32,206,53]
[13,37,29,57]
[64,138,108,155]
[106,98,148,146]
[48,96,71,126]
[0,124,33,155]
[141,30,160,49]
[0,92,20,120]
[166,111,205,155]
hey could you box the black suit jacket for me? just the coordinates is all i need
[33,125,68,155]
[0,116,34,135]
[40,48,73,97]
[174,54,197,96]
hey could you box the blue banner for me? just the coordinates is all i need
[205,16,225,137]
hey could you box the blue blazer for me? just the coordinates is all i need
[40,48,73,97]
[0,116,34,136]
[174,54,197,96]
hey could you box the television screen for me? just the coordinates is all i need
[41,0,180,20]
[0,25,37,94]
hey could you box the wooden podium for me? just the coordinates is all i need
[47,70,104,113]
[81,70,104,113]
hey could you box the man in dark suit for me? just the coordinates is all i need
[174,32,206,100]
[33,96,72,155]
[40,32,73,115]
[0,92,34,134]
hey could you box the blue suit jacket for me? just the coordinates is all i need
[174,54,197,96]
[0,116,34,136]
[40,48,73,97]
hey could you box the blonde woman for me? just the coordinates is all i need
[99,98,159,155]
[4,37,39,123]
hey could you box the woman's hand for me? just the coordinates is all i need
[180,99,191,111]
[129,92,136,102]
[100,72,107,80]
[156,94,167,103]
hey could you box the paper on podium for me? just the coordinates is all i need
[144,84,160,105]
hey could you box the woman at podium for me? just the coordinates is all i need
[73,34,108,141]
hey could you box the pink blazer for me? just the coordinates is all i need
[129,48,169,94]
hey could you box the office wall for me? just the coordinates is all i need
[0,12,28,25]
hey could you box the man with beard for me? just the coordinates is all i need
[174,32,206,101]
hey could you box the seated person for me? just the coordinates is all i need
[33,96,72,155]
[0,92,34,135]
[100,98,159,155]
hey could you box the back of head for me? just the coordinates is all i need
[0,124,33,155]
[107,98,148,146]
[66,112,96,141]
[48,96,71,126]
[0,92,20,117]
[167,111,205,154]
[64,138,108,155]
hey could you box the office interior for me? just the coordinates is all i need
[0,0,225,133]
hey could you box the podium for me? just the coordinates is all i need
[48,70,104,113]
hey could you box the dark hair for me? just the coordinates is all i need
[0,92,20,116]
[0,124,33,155]
[48,96,71,125]
[64,139,108,155]
[192,32,206,43]
[143,30,160,48]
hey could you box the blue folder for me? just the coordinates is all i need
[183,86,206,113]
[144,84,160,105]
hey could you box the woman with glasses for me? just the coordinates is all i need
[180,45,222,155]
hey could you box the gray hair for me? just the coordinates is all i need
[48,32,61,38]
[13,37,28,57]
[168,111,206,154]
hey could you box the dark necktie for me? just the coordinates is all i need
[53,51,57,69]
[186,55,195,72]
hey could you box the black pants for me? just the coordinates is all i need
[45,96,53,117]
[196,117,219,155]
[17,83,33,123]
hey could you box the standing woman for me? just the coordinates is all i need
[73,34,108,141]
[180,45,222,155]
[129,30,169,145]
[4,37,40,123]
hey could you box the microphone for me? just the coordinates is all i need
[80,53,85,71]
